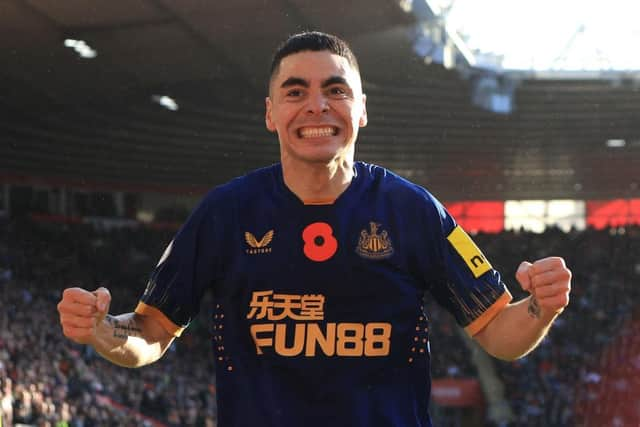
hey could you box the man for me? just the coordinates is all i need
[58,31,571,426]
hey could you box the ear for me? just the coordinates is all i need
[265,97,276,132]
[359,93,368,128]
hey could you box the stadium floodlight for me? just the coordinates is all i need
[152,95,179,111]
[64,38,97,59]
[606,139,626,147]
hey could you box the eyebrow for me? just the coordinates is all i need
[321,76,349,88]
[280,77,309,89]
[279,75,350,89]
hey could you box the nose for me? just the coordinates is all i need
[306,92,329,115]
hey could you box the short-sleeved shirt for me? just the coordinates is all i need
[136,162,511,427]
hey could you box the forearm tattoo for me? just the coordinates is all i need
[528,295,541,319]
[106,315,142,339]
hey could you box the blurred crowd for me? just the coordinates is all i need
[0,218,216,426]
[475,226,640,426]
[0,216,638,426]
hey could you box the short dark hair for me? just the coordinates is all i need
[268,31,360,85]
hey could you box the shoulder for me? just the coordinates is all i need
[356,162,444,208]
[181,165,280,228]
[356,162,453,231]
[200,164,280,207]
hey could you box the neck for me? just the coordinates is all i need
[281,156,354,204]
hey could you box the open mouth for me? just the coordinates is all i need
[297,126,338,138]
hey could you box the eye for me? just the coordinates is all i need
[286,89,303,97]
[327,86,350,99]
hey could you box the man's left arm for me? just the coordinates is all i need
[473,257,571,361]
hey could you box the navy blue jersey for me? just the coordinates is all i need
[136,162,511,427]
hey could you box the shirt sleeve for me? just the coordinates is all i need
[135,194,220,337]
[422,195,512,336]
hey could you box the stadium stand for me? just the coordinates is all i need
[3,63,639,202]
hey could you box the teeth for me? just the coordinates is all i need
[299,127,336,138]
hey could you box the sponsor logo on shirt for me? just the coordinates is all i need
[247,290,392,357]
[446,226,492,278]
[356,222,394,260]
[245,230,274,254]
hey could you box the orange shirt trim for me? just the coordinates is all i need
[303,199,336,205]
[464,290,513,336]
[135,301,185,337]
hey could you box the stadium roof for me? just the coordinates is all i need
[1,0,638,201]
[442,0,640,72]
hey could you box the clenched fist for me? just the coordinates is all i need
[57,287,111,344]
[516,257,571,317]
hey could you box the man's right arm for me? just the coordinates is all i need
[57,287,175,368]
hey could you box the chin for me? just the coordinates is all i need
[288,145,342,163]
[298,153,340,165]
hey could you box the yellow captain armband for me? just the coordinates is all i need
[446,226,492,278]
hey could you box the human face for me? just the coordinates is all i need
[265,50,367,165]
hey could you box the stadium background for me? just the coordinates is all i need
[1,0,639,425]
